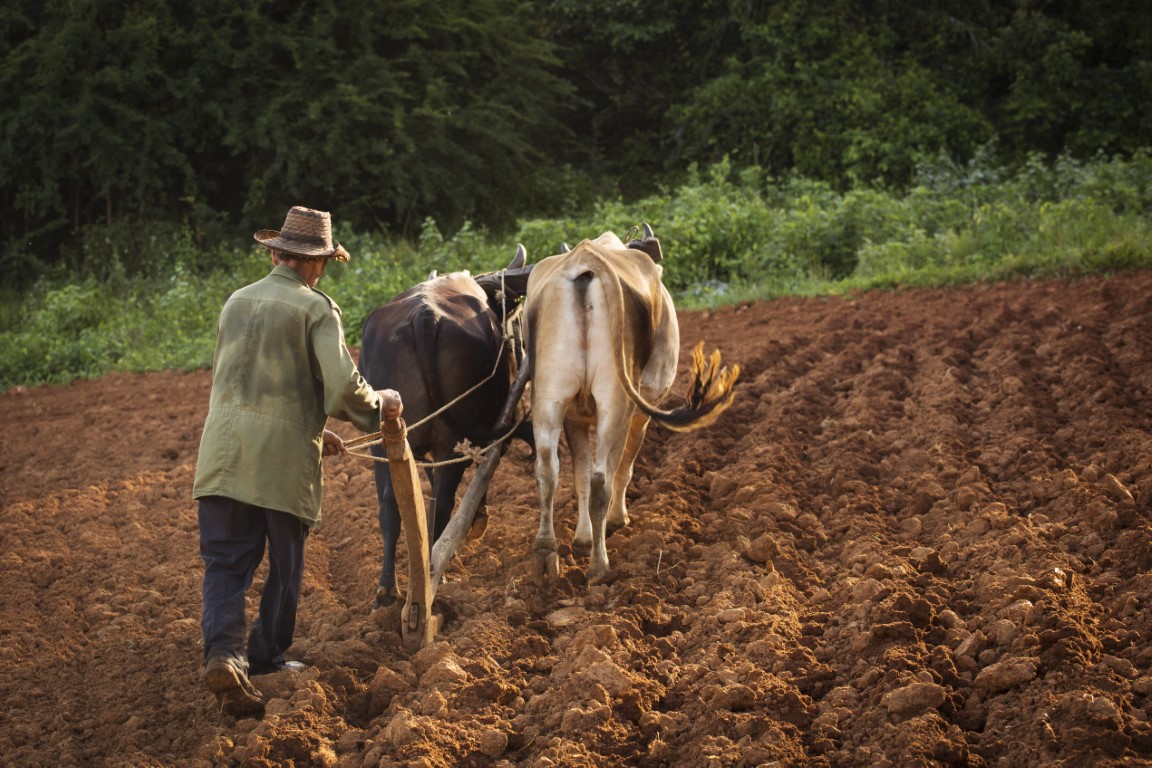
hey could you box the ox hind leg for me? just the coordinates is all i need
[373,446,402,608]
[606,414,651,536]
[567,423,594,551]
[532,406,567,582]
[587,403,632,582]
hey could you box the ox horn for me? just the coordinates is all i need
[508,243,527,270]
[562,242,572,253]
[626,223,662,263]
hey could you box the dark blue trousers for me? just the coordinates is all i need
[198,495,309,673]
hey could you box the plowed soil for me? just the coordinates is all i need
[3,271,1152,768]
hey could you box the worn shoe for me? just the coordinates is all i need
[204,656,265,718]
[249,659,307,676]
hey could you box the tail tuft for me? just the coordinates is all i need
[647,341,740,432]
[685,342,741,413]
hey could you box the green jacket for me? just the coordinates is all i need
[193,263,381,525]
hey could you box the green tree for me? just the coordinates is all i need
[207,0,579,236]
[666,2,995,187]
[985,0,1152,160]
[539,0,1151,190]
[535,0,738,190]
[0,0,577,280]
[2,0,1149,285]
[0,0,204,278]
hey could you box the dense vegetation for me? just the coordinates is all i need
[2,149,1150,390]
[1,1,1150,389]
[3,0,1149,279]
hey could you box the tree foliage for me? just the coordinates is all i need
[1,0,1149,283]
[0,0,577,281]
[539,0,1151,187]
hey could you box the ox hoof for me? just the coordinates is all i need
[467,509,489,541]
[606,517,630,537]
[534,551,561,583]
[374,586,400,610]
[587,562,611,585]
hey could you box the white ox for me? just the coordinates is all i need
[523,226,740,582]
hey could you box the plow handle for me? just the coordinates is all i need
[380,391,440,652]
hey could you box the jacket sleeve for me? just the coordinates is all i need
[310,307,382,434]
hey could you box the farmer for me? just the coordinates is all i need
[193,205,398,717]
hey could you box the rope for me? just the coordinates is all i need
[346,411,528,467]
[344,268,528,467]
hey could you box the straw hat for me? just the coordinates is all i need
[254,206,350,262]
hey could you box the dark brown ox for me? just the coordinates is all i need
[360,248,532,606]
[524,226,740,582]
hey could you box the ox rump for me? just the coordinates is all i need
[360,247,532,608]
[524,226,740,583]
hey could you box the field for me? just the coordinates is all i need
[2,270,1151,767]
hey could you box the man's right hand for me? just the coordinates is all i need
[378,389,402,422]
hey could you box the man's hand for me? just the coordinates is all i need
[378,388,403,422]
[322,429,346,456]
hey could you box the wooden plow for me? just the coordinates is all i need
[361,363,530,653]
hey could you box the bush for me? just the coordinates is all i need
[0,280,112,387]
[3,151,1152,391]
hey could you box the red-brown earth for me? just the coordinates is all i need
[2,270,1152,768]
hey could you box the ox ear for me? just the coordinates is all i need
[626,222,662,263]
[508,243,527,270]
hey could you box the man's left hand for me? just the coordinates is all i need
[323,429,346,456]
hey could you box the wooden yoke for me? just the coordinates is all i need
[379,390,439,652]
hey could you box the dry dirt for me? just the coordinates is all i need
[3,270,1152,768]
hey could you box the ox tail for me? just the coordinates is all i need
[588,252,742,433]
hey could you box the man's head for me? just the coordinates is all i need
[255,206,349,261]
[270,249,326,287]
[255,206,349,288]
